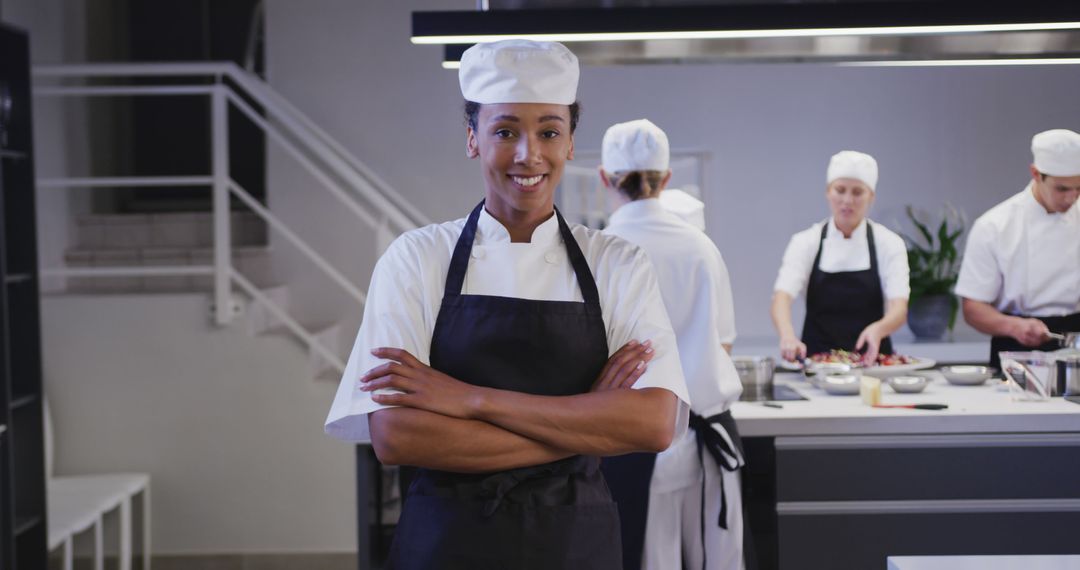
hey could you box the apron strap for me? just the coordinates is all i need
[443,201,485,298]
[810,219,828,272]
[865,221,879,273]
[443,200,602,309]
[554,206,602,307]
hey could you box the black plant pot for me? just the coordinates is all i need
[908,294,952,340]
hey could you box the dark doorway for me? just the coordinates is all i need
[107,0,266,213]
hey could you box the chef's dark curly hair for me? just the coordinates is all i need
[605,170,667,201]
[464,100,581,133]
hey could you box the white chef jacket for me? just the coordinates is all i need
[955,184,1080,317]
[773,217,910,302]
[607,199,746,569]
[605,199,741,416]
[325,206,691,444]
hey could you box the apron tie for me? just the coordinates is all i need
[478,456,597,517]
[689,410,745,570]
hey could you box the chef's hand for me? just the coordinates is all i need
[592,340,655,392]
[360,347,479,420]
[855,325,883,366]
[1012,317,1051,347]
[779,334,807,363]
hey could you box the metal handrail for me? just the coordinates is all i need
[31,62,419,376]
[228,178,366,305]
[33,62,429,232]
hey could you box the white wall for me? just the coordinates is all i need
[264,0,1080,344]
[41,294,355,554]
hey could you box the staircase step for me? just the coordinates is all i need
[63,246,275,294]
[263,321,345,378]
[244,285,291,336]
[74,211,268,249]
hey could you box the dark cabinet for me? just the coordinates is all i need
[1,22,48,570]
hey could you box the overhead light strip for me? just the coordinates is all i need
[413,22,1080,45]
[841,57,1080,67]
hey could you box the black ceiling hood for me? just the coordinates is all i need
[420,1,1080,66]
[413,1,1080,42]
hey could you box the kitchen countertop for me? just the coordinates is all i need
[732,339,990,365]
[731,371,1080,437]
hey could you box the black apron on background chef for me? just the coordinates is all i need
[771,151,911,365]
[955,129,1080,371]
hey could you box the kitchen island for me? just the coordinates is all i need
[732,372,1080,570]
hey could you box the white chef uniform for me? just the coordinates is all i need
[773,218,910,302]
[605,199,745,570]
[325,207,691,443]
[955,184,1080,317]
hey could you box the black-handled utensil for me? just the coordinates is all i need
[873,403,948,410]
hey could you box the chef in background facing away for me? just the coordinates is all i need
[956,129,1080,370]
[325,40,691,570]
[600,119,746,570]
[770,150,910,366]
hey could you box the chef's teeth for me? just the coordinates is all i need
[512,175,544,187]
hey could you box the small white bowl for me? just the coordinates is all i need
[807,362,853,376]
[887,375,929,394]
[940,365,992,386]
[820,373,861,395]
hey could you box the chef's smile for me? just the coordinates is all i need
[509,173,547,191]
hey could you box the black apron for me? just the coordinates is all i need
[988,312,1080,371]
[688,409,751,570]
[603,409,751,570]
[802,221,894,357]
[387,201,622,570]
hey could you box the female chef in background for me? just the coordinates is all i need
[770,151,909,366]
[600,119,746,570]
[325,40,690,570]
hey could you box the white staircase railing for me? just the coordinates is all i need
[33,62,429,375]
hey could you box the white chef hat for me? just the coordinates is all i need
[601,119,670,173]
[658,188,706,231]
[827,150,878,191]
[1031,129,1080,177]
[459,40,579,105]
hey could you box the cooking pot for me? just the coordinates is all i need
[734,356,775,401]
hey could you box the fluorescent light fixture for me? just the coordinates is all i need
[414,22,1080,45]
[441,61,461,70]
[841,57,1080,67]
[413,3,1080,48]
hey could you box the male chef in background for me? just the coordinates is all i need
[955,129,1080,370]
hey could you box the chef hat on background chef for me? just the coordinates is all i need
[659,188,706,230]
[601,119,670,173]
[1031,129,1080,177]
[459,39,579,104]
[827,150,878,191]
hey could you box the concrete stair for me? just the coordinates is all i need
[62,211,346,378]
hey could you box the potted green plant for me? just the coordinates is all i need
[902,205,965,340]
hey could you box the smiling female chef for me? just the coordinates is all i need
[599,119,746,570]
[770,151,910,365]
[324,40,690,570]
